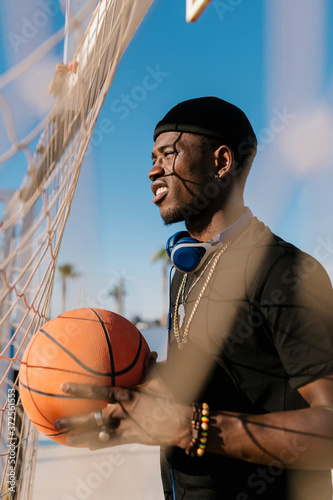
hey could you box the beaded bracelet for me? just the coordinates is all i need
[185,402,210,457]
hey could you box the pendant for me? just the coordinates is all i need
[178,303,185,328]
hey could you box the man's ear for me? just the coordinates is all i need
[214,146,234,180]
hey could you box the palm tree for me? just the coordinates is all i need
[58,263,79,313]
[152,248,171,326]
[108,276,126,316]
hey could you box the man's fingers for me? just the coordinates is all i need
[66,429,99,447]
[54,410,96,431]
[66,427,128,449]
[54,407,121,431]
[60,382,134,403]
[88,434,129,451]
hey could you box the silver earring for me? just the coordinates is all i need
[215,173,221,182]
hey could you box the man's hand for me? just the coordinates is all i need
[54,377,192,451]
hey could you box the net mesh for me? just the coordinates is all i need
[0,0,153,497]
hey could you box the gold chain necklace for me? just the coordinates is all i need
[177,252,219,327]
[173,241,231,350]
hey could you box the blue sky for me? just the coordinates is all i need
[0,0,333,321]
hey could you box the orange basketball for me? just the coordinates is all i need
[19,308,150,445]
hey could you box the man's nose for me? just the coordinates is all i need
[148,161,164,181]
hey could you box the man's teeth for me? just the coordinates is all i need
[156,187,168,196]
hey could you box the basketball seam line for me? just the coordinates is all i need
[20,361,107,378]
[90,308,116,386]
[38,326,143,378]
[89,309,144,382]
[23,333,56,427]
[19,380,81,399]
[38,328,118,377]
[45,426,92,437]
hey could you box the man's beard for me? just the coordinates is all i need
[159,170,223,226]
[160,201,199,226]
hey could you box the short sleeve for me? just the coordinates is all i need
[257,249,333,389]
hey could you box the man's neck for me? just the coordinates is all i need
[186,193,246,241]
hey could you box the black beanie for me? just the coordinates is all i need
[153,97,256,152]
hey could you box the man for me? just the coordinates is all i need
[56,97,333,499]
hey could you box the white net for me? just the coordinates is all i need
[0,0,154,497]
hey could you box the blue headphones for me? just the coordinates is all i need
[166,231,221,273]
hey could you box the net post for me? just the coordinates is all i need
[186,0,211,22]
